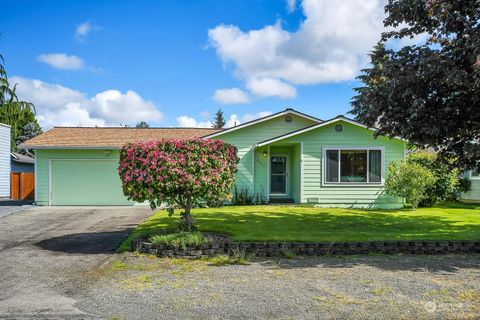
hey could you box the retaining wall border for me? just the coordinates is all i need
[132,239,480,258]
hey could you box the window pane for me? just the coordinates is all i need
[369,150,381,182]
[340,150,367,182]
[271,157,286,174]
[271,175,286,193]
[326,150,339,182]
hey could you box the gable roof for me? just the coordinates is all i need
[19,127,220,149]
[202,108,322,139]
[255,115,406,147]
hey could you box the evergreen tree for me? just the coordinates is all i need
[135,121,150,128]
[212,108,226,129]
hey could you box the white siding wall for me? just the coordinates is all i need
[0,124,11,198]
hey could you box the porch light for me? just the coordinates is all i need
[263,151,268,158]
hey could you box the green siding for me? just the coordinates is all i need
[219,114,317,196]
[36,149,132,206]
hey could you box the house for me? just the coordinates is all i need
[0,123,11,198]
[20,109,406,208]
[11,152,35,173]
[460,170,480,203]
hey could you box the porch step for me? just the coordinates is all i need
[269,198,295,204]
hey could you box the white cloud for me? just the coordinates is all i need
[286,0,297,13]
[90,90,162,124]
[75,21,99,42]
[37,53,85,70]
[176,116,212,128]
[208,0,387,98]
[247,78,296,99]
[213,87,250,105]
[226,111,272,127]
[177,111,272,128]
[10,76,163,128]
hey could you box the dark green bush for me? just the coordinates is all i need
[149,231,208,250]
[457,177,472,194]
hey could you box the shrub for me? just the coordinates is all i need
[407,152,459,206]
[385,160,435,210]
[149,231,209,250]
[232,186,253,205]
[118,138,239,231]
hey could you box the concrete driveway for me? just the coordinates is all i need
[0,206,151,319]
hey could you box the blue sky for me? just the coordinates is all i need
[0,0,389,129]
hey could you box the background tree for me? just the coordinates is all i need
[118,138,238,231]
[0,54,40,151]
[135,121,150,128]
[351,0,480,169]
[212,108,226,129]
[15,121,42,155]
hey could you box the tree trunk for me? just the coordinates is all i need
[183,197,193,232]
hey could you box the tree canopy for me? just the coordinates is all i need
[351,0,480,169]
[118,138,238,231]
[0,54,41,151]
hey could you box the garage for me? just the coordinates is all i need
[19,127,219,205]
[50,159,131,206]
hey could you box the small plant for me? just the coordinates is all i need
[254,186,268,205]
[149,231,209,250]
[385,160,435,210]
[281,247,297,259]
[207,248,256,266]
[232,185,254,205]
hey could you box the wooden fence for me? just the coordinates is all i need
[10,172,35,200]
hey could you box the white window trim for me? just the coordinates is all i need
[322,147,385,187]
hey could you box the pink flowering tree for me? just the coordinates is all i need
[118,138,238,231]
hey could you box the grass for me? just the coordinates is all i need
[118,202,480,252]
[206,248,256,266]
[149,231,209,250]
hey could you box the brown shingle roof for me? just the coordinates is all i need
[19,127,221,149]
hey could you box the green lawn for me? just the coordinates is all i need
[119,202,480,252]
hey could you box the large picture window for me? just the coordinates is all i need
[325,148,383,184]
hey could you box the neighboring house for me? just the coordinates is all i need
[20,109,406,208]
[11,152,35,173]
[0,123,11,198]
[461,170,480,203]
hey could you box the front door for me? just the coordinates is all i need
[270,155,287,195]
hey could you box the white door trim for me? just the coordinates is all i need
[269,153,289,197]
